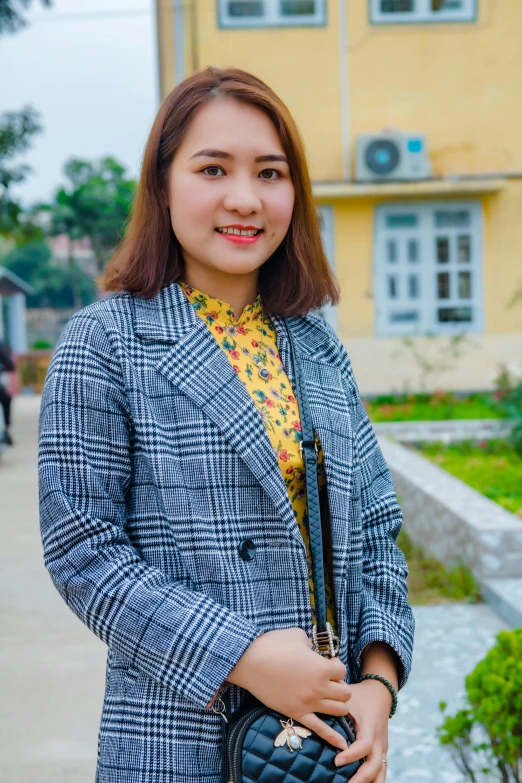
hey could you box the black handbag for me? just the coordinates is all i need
[215,321,364,783]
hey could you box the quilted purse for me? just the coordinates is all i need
[216,321,364,783]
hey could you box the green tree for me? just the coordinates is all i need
[51,157,137,275]
[0,0,51,35]
[48,202,85,310]
[0,106,42,236]
[1,239,96,308]
[0,1,52,236]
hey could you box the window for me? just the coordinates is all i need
[374,201,483,336]
[370,0,476,24]
[316,204,338,333]
[219,0,325,27]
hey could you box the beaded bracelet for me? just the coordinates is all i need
[359,674,398,718]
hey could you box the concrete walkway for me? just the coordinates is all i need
[0,396,509,783]
[0,395,106,783]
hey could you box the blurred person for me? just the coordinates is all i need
[38,66,414,783]
[0,337,15,446]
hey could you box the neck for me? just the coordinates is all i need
[181,266,260,321]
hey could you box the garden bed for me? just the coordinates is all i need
[364,391,505,423]
[417,439,522,518]
[397,528,482,605]
[378,437,522,581]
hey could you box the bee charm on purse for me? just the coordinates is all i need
[274,718,312,752]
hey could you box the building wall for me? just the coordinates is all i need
[155,0,522,392]
[157,0,522,179]
[319,180,522,342]
[482,180,522,333]
[157,0,346,180]
[348,1,522,177]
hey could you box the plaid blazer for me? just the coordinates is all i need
[38,280,414,783]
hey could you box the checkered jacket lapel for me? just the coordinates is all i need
[134,282,353,559]
[134,282,297,543]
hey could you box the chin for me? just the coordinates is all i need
[213,259,266,275]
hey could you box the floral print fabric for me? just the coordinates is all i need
[179,280,337,634]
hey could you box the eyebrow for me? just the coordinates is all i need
[190,148,289,164]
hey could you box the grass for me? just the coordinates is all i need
[418,439,522,517]
[364,391,505,423]
[397,528,482,605]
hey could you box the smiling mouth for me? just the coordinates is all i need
[215,228,263,236]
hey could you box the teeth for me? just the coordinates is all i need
[217,227,260,236]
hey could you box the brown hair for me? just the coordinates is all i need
[100,65,340,317]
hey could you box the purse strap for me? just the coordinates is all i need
[283,320,339,658]
[212,319,339,725]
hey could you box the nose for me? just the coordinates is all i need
[222,174,262,215]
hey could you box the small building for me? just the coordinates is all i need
[48,234,98,277]
[154,0,522,394]
[0,267,34,353]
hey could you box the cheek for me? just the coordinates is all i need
[168,176,215,232]
[267,186,294,229]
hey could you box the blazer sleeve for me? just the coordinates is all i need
[38,311,260,710]
[333,334,415,691]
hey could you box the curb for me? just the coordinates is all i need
[480,578,522,628]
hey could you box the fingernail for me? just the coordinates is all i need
[334,756,343,767]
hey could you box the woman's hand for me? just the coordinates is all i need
[333,678,391,783]
[227,627,352,750]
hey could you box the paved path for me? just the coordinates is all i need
[0,396,508,783]
[0,395,106,783]
[388,603,506,782]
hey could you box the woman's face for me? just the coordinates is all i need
[166,97,295,284]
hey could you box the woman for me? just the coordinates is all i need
[38,66,414,783]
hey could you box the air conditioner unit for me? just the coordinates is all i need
[355,132,431,182]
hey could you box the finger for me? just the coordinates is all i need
[374,763,387,783]
[327,658,347,681]
[297,713,348,751]
[334,736,373,766]
[323,680,352,702]
[336,752,384,783]
[316,698,352,717]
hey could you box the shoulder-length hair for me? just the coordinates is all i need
[101,65,340,317]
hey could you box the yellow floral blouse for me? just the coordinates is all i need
[179,280,337,634]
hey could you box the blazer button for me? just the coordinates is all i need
[238,539,256,561]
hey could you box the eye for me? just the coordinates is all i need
[259,169,283,180]
[201,165,225,177]
[200,166,283,180]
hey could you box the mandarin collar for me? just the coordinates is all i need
[178,280,265,327]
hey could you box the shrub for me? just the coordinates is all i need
[30,339,53,350]
[438,628,522,782]
[492,365,522,456]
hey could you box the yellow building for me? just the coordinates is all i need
[155,0,522,394]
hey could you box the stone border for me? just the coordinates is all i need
[373,418,513,443]
[378,436,522,580]
[480,579,522,629]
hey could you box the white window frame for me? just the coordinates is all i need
[370,0,476,24]
[374,200,484,337]
[218,0,326,28]
[316,204,338,334]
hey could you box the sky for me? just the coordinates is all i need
[1,0,159,207]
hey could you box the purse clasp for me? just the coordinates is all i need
[312,621,340,658]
